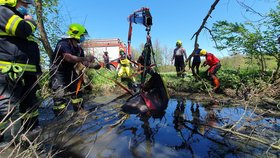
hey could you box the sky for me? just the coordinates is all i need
[59,0,277,58]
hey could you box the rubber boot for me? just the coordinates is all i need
[73,103,84,112]
[53,101,67,116]
[0,133,8,150]
[212,76,220,93]
[71,97,84,112]
[21,117,42,147]
[177,72,181,77]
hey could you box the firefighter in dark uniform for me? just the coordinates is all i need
[50,23,94,116]
[0,0,41,141]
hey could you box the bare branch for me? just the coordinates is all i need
[191,0,220,46]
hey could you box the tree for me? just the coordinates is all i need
[33,0,62,67]
[211,1,280,80]
[152,40,164,66]
[262,2,280,80]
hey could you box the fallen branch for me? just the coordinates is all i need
[184,119,280,150]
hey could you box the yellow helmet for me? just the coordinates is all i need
[119,48,125,54]
[176,40,182,47]
[200,49,207,56]
[0,0,17,7]
[0,0,33,7]
[67,23,88,40]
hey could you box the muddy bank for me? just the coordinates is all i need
[168,86,280,118]
[96,77,280,117]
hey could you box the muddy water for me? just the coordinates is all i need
[31,95,280,157]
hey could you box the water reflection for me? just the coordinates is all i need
[190,101,204,135]
[129,115,154,158]
[172,99,195,157]
[33,97,280,158]
[204,101,219,135]
[173,98,186,131]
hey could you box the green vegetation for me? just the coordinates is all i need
[74,54,278,104]
[211,2,280,81]
[159,55,278,95]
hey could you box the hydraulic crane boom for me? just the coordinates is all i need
[127,7,152,55]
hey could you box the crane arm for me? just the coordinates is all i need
[127,7,152,55]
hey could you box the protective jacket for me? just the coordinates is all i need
[205,53,220,67]
[173,47,186,66]
[0,5,40,133]
[117,57,135,82]
[193,49,201,63]
[51,38,85,73]
[0,5,41,74]
[204,53,221,92]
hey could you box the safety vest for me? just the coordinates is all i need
[120,58,130,67]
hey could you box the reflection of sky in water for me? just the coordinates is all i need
[103,98,279,158]
[39,97,280,158]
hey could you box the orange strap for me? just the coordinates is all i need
[76,74,84,96]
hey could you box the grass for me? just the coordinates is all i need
[83,54,277,94]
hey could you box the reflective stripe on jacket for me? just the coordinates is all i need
[0,5,41,74]
[0,6,36,39]
[0,60,37,72]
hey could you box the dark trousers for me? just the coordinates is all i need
[50,71,84,115]
[191,61,201,76]
[105,63,111,70]
[0,73,40,137]
[175,65,185,78]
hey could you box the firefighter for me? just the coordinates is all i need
[117,49,137,91]
[200,49,221,92]
[188,43,202,78]
[0,0,41,140]
[50,23,94,116]
[171,40,187,78]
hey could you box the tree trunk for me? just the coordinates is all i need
[34,0,53,58]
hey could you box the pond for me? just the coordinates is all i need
[2,94,279,158]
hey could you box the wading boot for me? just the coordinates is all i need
[212,77,220,93]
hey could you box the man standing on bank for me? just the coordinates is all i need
[171,40,187,78]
